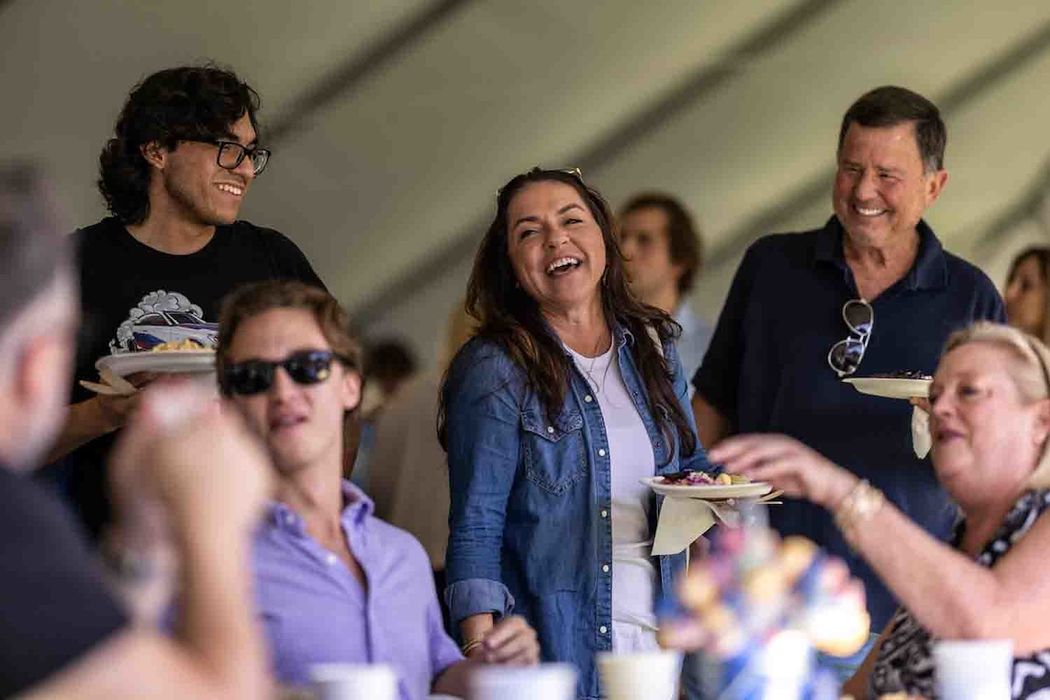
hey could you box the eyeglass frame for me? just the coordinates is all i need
[827,298,874,378]
[184,139,271,176]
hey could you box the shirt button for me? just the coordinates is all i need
[602,564,610,573]
[584,395,593,403]
[598,449,606,457]
[601,509,608,518]
[599,625,608,634]
[326,553,337,566]
[547,426,555,434]
[283,512,295,524]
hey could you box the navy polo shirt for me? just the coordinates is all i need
[694,215,1005,631]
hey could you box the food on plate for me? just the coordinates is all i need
[658,471,751,486]
[150,338,208,352]
[869,370,932,380]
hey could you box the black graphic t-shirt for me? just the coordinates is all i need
[45,216,325,538]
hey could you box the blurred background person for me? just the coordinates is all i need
[1005,246,1050,343]
[216,281,537,698]
[367,303,474,631]
[0,163,272,698]
[41,64,324,541]
[711,322,1050,699]
[618,192,712,384]
[440,168,714,699]
[349,336,418,487]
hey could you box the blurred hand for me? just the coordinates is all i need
[471,615,539,666]
[909,396,931,414]
[93,372,157,432]
[708,434,857,510]
[109,380,272,540]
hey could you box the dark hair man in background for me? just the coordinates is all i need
[618,193,712,384]
[0,163,273,698]
[691,86,1005,679]
[42,64,324,539]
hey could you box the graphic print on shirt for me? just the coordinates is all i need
[109,290,219,353]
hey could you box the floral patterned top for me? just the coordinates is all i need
[870,489,1050,699]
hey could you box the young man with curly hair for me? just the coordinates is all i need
[44,65,324,539]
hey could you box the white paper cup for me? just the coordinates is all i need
[309,663,397,700]
[934,639,1013,700]
[469,663,577,700]
[597,650,682,700]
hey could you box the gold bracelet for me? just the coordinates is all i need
[834,479,885,538]
[461,638,485,656]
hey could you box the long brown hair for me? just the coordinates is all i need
[439,168,697,460]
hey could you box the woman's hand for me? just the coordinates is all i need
[469,615,539,665]
[708,434,858,510]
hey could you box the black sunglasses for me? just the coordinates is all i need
[187,139,271,176]
[828,299,874,377]
[221,350,352,396]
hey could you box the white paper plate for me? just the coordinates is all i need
[642,476,772,500]
[96,350,215,377]
[843,376,931,400]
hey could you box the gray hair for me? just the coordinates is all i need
[942,321,1050,488]
[0,164,72,333]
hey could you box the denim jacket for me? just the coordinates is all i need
[443,324,715,700]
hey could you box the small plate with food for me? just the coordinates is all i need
[642,471,773,500]
[843,371,932,400]
[95,340,215,377]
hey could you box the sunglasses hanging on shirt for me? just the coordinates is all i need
[827,299,874,377]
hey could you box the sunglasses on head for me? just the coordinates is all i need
[221,350,352,396]
[828,298,874,377]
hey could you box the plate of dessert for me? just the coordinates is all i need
[643,471,772,500]
[843,370,932,400]
[95,339,216,377]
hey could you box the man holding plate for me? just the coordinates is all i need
[42,65,325,540]
[691,86,1004,673]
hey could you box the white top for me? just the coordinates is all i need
[567,343,659,651]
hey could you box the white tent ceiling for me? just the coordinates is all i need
[3,0,1049,366]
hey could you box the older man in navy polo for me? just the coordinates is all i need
[692,86,1004,664]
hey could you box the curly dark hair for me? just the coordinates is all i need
[439,168,698,461]
[98,64,261,225]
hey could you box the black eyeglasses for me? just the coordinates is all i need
[188,140,271,176]
[828,299,874,377]
[221,350,352,396]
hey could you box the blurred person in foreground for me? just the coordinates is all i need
[1004,247,1050,344]
[691,86,1004,667]
[216,280,538,700]
[367,304,475,628]
[0,164,272,698]
[618,192,713,383]
[711,322,1050,699]
[439,168,715,699]
[44,64,324,540]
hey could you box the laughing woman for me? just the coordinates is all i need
[439,168,714,699]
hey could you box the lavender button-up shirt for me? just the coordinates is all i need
[253,481,463,700]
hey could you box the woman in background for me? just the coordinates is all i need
[1005,247,1050,343]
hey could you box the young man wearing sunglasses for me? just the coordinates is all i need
[691,86,1004,676]
[42,65,324,540]
[216,280,539,699]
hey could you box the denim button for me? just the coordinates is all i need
[599,625,608,634]
[547,426,555,434]
[602,564,610,573]
[584,395,593,403]
[600,509,608,518]
[598,448,606,457]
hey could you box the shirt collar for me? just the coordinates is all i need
[268,479,374,536]
[813,215,948,292]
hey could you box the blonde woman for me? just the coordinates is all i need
[710,322,1050,698]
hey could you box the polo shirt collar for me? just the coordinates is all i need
[813,215,948,292]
